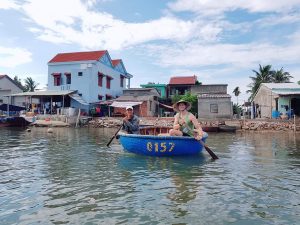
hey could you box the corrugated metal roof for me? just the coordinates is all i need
[262,83,300,95]
[272,91,300,95]
[116,95,152,101]
[198,94,231,98]
[110,101,143,108]
[263,83,300,89]
[69,93,89,105]
[8,90,76,96]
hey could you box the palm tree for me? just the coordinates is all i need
[248,64,273,100]
[271,67,293,83]
[232,87,241,104]
[24,77,39,92]
[13,76,25,91]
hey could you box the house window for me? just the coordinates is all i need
[120,75,124,87]
[98,72,104,87]
[65,73,71,84]
[210,104,218,113]
[149,100,152,111]
[78,72,83,76]
[98,95,103,100]
[54,76,61,86]
[52,73,61,86]
[106,76,113,89]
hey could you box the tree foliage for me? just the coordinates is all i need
[271,67,293,83]
[248,64,293,100]
[233,103,242,115]
[232,86,241,104]
[24,77,39,92]
[13,76,25,91]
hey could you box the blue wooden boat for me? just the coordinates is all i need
[118,126,208,156]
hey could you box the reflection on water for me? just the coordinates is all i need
[0,128,299,224]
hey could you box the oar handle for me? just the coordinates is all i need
[106,124,123,147]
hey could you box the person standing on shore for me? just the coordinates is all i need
[121,106,140,134]
[169,100,203,140]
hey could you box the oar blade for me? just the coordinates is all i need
[199,140,219,160]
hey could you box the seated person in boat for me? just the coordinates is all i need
[169,100,203,140]
[122,106,140,134]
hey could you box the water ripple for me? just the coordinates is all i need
[1,128,300,224]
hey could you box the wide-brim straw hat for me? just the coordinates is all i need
[173,100,192,112]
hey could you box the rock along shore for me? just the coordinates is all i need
[88,117,300,132]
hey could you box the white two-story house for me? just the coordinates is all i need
[47,50,133,111]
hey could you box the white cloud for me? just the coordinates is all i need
[143,41,300,69]
[0,0,20,10]
[168,0,300,15]
[0,46,32,67]
[13,0,222,50]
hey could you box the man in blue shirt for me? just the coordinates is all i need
[122,106,140,134]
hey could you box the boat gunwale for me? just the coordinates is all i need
[119,132,208,141]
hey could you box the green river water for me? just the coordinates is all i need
[0,127,299,225]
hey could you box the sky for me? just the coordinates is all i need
[1,0,300,103]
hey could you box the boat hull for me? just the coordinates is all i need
[219,125,236,132]
[119,132,208,156]
[0,116,31,127]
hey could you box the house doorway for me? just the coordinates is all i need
[291,98,300,116]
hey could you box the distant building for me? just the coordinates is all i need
[47,50,133,112]
[0,75,24,106]
[252,83,300,118]
[191,84,232,119]
[168,75,198,97]
[140,83,167,98]
[112,88,160,117]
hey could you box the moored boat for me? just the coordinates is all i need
[118,126,208,156]
[0,116,32,127]
[202,126,219,132]
[219,125,236,132]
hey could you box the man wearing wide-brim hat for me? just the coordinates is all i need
[169,99,203,140]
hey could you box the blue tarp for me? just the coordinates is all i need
[0,104,26,111]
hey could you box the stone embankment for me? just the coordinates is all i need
[89,117,299,132]
[241,120,297,131]
[89,117,174,128]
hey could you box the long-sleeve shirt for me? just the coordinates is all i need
[122,115,140,134]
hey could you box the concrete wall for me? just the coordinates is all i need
[253,85,273,118]
[198,97,232,119]
[0,76,23,104]
[191,84,227,94]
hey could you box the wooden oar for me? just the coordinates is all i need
[199,140,219,160]
[106,124,123,147]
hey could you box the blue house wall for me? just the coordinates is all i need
[47,52,131,112]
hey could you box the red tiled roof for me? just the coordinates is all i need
[48,50,107,63]
[111,59,121,67]
[169,75,197,85]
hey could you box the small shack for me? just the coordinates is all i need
[111,88,160,117]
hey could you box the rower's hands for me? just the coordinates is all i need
[123,116,129,123]
[193,128,203,140]
[173,124,180,130]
